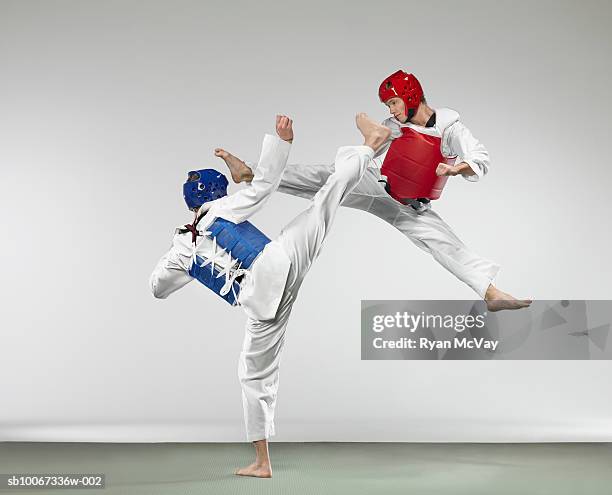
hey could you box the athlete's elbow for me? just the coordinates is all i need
[149,275,168,299]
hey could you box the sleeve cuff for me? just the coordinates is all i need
[460,159,483,182]
[264,133,292,151]
[248,135,292,171]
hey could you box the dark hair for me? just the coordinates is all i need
[421,95,427,104]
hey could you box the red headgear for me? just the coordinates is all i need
[378,70,424,118]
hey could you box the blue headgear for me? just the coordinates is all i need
[183,169,229,209]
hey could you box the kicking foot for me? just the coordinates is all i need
[234,462,272,478]
[485,285,532,312]
[355,112,391,152]
[214,148,253,183]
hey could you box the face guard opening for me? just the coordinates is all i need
[378,70,424,120]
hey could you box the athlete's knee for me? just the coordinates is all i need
[334,146,362,168]
[331,149,363,186]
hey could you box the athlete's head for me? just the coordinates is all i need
[183,169,228,211]
[378,70,425,123]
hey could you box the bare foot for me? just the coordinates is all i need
[485,285,532,312]
[234,461,272,478]
[355,113,391,152]
[214,148,253,183]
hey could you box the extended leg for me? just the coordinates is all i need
[235,114,390,477]
[278,115,389,290]
[232,158,334,201]
[354,191,530,309]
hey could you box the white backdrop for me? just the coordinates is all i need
[1,0,611,442]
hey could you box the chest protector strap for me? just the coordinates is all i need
[189,255,241,305]
[381,127,455,202]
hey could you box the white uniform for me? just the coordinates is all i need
[265,109,500,298]
[150,134,375,441]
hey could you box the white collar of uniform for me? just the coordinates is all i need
[389,114,441,138]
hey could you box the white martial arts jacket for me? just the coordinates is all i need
[370,108,490,182]
[150,134,292,321]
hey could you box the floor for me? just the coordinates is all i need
[1,442,611,494]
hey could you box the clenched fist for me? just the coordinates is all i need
[436,162,458,177]
[276,115,293,143]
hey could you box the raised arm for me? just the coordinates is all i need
[200,116,293,225]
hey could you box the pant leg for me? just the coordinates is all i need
[237,145,374,442]
[278,145,374,292]
[263,154,500,298]
[238,290,295,442]
[275,162,334,201]
[355,188,500,298]
[276,158,389,211]
[398,206,500,298]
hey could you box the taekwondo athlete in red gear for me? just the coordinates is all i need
[220,71,532,312]
[150,114,392,477]
[377,71,454,203]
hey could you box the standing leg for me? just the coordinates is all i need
[235,290,295,478]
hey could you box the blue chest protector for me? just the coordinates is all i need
[188,218,271,305]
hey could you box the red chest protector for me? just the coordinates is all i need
[381,126,456,202]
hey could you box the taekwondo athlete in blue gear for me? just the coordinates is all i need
[181,169,273,305]
[149,113,391,478]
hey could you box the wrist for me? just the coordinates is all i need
[454,162,471,176]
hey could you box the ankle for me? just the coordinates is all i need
[364,137,382,152]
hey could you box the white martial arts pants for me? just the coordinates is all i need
[239,145,374,442]
[275,162,500,299]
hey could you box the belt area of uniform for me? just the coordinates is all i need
[378,178,431,210]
